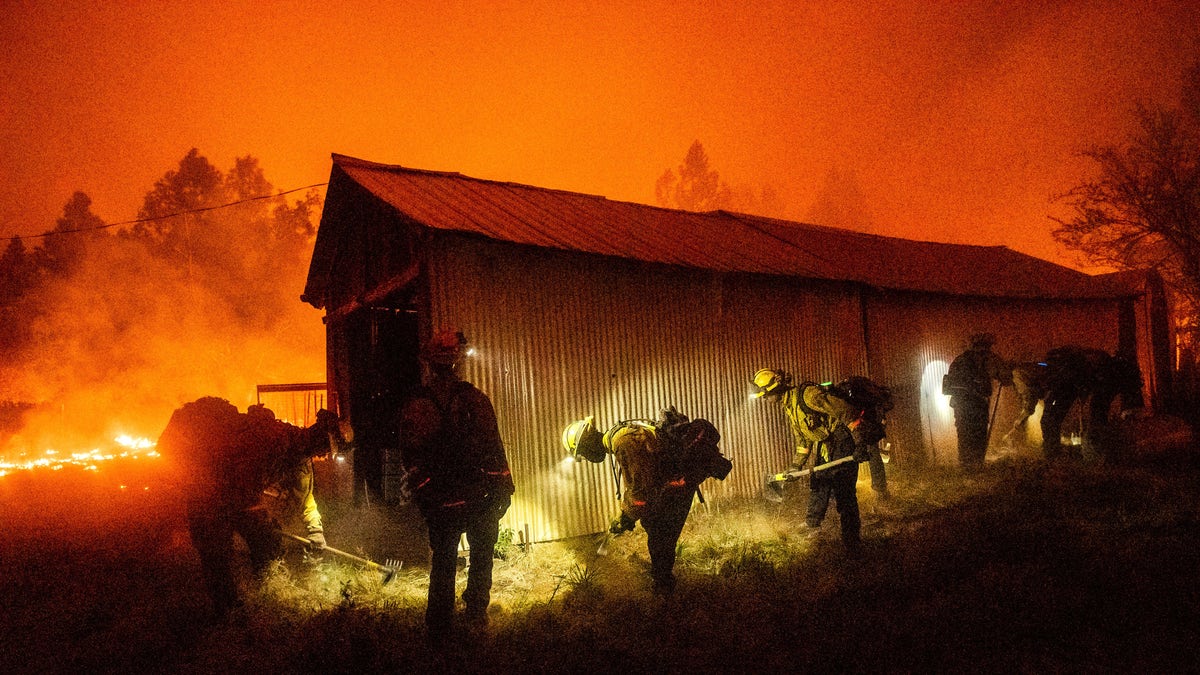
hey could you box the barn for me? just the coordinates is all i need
[302,154,1171,543]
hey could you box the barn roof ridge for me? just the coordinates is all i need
[331,153,1018,250]
[308,153,1151,306]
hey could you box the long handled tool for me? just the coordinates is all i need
[763,455,858,503]
[985,383,1004,447]
[279,531,400,584]
[595,532,613,556]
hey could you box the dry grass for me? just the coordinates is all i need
[3,444,1199,674]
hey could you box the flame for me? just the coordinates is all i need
[0,433,159,477]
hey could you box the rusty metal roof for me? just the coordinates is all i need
[307,153,1147,307]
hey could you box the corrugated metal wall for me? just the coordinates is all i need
[426,234,866,543]
[864,292,1123,465]
[398,231,1143,543]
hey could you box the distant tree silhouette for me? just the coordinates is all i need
[124,148,321,326]
[656,141,786,217]
[1053,58,1200,353]
[34,192,105,278]
[128,148,226,275]
[805,166,876,232]
[655,141,732,212]
[0,237,34,307]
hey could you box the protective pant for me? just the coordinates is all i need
[641,489,694,592]
[186,498,280,616]
[423,494,510,641]
[1044,391,1120,463]
[953,399,990,470]
[867,445,888,497]
[806,467,861,550]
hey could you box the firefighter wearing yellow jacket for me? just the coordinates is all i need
[255,403,327,553]
[398,330,514,643]
[563,409,730,593]
[752,368,870,554]
[157,397,339,617]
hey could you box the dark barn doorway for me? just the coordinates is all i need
[345,305,421,505]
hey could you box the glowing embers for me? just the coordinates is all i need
[0,434,159,477]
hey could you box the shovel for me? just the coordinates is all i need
[279,531,401,584]
[763,455,859,503]
[595,532,613,556]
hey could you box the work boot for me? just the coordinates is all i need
[463,604,489,630]
[651,574,676,596]
[797,522,820,542]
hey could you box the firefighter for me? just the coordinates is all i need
[562,408,729,593]
[157,397,339,617]
[834,375,894,502]
[250,404,327,557]
[1040,346,1144,462]
[751,368,870,555]
[943,333,1009,472]
[1002,360,1049,449]
[397,330,514,644]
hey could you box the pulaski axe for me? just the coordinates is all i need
[279,531,400,584]
[762,455,859,503]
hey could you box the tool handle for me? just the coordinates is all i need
[769,455,857,483]
[280,532,391,571]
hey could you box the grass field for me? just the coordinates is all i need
[3,441,1198,674]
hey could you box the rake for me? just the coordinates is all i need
[278,531,401,584]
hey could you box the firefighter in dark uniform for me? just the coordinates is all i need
[1041,345,1144,462]
[943,333,1008,472]
[751,368,870,555]
[398,330,514,644]
[563,408,730,593]
[157,397,339,617]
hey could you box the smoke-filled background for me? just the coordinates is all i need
[0,152,324,456]
[2,1,1199,452]
[4,2,1199,258]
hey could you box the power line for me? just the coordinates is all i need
[3,182,329,243]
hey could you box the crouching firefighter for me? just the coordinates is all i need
[156,397,341,617]
[562,407,732,593]
[752,368,872,555]
[398,330,514,644]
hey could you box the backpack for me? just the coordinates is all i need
[399,381,489,513]
[657,408,733,483]
[833,376,894,418]
[799,378,892,446]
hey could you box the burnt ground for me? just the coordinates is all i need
[2,441,1198,674]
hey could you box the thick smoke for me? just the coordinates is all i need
[0,191,325,456]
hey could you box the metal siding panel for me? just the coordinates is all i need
[864,292,1126,466]
[425,234,864,543]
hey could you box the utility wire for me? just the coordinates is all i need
[4,182,328,242]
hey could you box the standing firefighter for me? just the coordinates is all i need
[398,330,514,644]
[157,397,340,617]
[752,369,871,555]
[562,407,731,593]
[943,333,1008,472]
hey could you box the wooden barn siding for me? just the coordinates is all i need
[863,291,1123,465]
[425,234,865,543]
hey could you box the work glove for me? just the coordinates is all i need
[306,530,327,551]
[853,445,872,464]
[610,513,636,535]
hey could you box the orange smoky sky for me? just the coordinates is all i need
[2,1,1199,267]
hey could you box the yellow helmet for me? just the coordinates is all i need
[751,368,792,398]
[562,416,606,463]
